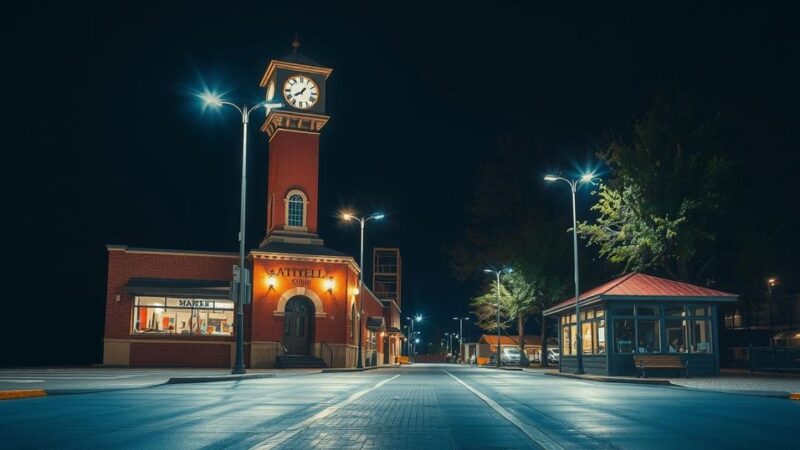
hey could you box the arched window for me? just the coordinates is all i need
[285,190,307,229]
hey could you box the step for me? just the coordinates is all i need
[276,355,327,369]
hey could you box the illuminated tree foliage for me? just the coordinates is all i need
[578,93,731,281]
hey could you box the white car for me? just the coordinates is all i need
[548,348,560,364]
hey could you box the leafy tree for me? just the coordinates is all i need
[578,92,732,282]
[470,268,564,366]
[451,135,572,367]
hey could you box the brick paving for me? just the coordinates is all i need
[276,369,533,449]
[670,374,800,394]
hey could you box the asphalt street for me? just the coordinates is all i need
[0,364,797,449]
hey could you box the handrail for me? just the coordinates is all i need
[321,341,333,368]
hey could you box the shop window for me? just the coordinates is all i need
[132,296,234,336]
[596,319,606,353]
[561,325,572,356]
[692,320,713,353]
[285,190,307,228]
[636,320,661,353]
[636,305,659,316]
[581,322,593,354]
[613,305,634,316]
[665,306,687,317]
[665,319,688,353]
[693,306,711,317]
[614,319,634,353]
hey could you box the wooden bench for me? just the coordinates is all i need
[633,354,688,378]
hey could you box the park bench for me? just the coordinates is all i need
[633,354,688,378]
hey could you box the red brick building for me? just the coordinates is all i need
[103,46,403,368]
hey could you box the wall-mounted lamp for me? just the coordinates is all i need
[353,287,360,295]
[267,271,277,290]
[324,277,335,293]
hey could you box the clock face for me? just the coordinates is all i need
[283,75,319,109]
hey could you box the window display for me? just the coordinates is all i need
[132,296,234,336]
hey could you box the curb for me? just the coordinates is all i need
[0,389,48,401]
[546,371,672,385]
[320,366,383,373]
[166,373,276,384]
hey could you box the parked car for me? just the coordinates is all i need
[489,347,522,365]
[548,348,560,364]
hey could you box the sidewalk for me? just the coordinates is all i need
[0,367,322,398]
[542,368,800,399]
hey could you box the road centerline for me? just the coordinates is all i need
[443,369,563,450]
[250,373,402,450]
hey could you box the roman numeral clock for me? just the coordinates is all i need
[259,46,332,139]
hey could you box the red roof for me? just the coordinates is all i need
[544,273,737,315]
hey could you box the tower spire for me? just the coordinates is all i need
[292,32,300,52]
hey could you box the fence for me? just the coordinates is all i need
[749,345,800,373]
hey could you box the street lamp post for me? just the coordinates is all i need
[484,266,512,368]
[767,277,777,342]
[200,93,282,375]
[406,315,421,362]
[544,172,596,375]
[453,316,468,363]
[341,212,385,368]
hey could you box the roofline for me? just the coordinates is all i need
[543,294,739,316]
[250,249,359,271]
[259,59,333,87]
[360,284,386,309]
[106,245,238,259]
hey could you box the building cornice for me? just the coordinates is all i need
[106,245,238,259]
[250,250,360,273]
[261,110,329,139]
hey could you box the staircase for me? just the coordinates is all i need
[276,355,328,369]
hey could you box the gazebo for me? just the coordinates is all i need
[543,273,737,377]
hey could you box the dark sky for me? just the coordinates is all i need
[4,2,799,365]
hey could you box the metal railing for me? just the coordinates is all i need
[749,345,800,373]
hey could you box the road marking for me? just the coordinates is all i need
[443,369,563,450]
[250,374,401,449]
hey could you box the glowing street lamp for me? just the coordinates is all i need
[199,91,282,375]
[543,172,597,375]
[453,316,469,363]
[484,266,513,368]
[341,211,385,368]
[406,315,422,362]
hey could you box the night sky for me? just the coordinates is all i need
[4,2,799,365]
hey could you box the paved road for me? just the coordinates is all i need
[0,364,797,449]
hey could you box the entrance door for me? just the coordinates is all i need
[383,336,390,364]
[284,296,314,355]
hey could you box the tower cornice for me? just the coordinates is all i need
[261,110,329,140]
[259,60,333,87]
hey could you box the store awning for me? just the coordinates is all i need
[366,316,386,331]
[124,278,231,299]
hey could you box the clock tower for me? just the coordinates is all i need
[258,39,333,248]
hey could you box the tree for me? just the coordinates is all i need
[470,269,564,366]
[451,134,572,367]
[578,92,732,282]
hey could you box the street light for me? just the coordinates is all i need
[406,315,422,362]
[544,172,597,375]
[768,277,778,340]
[453,316,469,363]
[341,211,385,368]
[200,92,282,375]
[484,266,513,368]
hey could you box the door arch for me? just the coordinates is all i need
[283,296,315,355]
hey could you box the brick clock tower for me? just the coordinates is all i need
[258,40,332,248]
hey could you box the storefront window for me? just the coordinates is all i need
[665,319,688,353]
[561,325,572,356]
[582,322,593,353]
[614,319,634,353]
[132,296,234,336]
[636,305,659,316]
[636,320,661,353]
[692,320,712,353]
[596,319,606,353]
[613,305,634,316]
[665,306,686,317]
